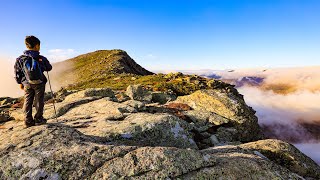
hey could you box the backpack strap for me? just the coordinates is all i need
[19,55,30,61]
[17,55,27,71]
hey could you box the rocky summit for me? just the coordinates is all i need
[1,85,320,179]
[0,50,319,179]
[52,50,154,89]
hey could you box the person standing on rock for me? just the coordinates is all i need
[14,36,52,127]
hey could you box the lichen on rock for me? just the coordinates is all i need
[240,139,320,179]
[0,80,319,179]
[175,89,263,142]
[126,85,152,103]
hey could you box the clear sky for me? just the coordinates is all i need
[0,0,319,70]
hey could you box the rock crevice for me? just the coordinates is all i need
[1,85,319,179]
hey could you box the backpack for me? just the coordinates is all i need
[19,55,43,84]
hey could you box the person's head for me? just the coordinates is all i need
[25,35,40,51]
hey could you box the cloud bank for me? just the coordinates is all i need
[231,67,320,165]
[0,57,23,98]
[46,49,77,62]
[238,87,320,143]
[0,51,76,97]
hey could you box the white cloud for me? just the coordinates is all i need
[0,56,23,97]
[145,54,157,59]
[46,49,77,62]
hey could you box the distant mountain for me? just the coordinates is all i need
[233,76,265,88]
[57,49,153,75]
[201,74,264,88]
[201,73,222,79]
[52,49,154,89]
[185,66,320,94]
[51,50,236,95]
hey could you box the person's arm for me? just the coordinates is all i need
[42,56,52,71]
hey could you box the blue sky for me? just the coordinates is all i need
[0,0,319,70]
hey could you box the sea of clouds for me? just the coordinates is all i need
[187,67,320,164]
[223,67,320,165]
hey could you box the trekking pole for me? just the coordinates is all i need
[46,71,58,120]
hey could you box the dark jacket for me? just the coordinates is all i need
[14,50,52,85]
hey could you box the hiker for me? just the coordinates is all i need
[14,35,52,127]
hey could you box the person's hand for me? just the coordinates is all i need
[19,84,24,90]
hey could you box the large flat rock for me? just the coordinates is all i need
[240,139,320,179]
[175,89,263,142]
[0,124,308,180]
[1,85,319,179]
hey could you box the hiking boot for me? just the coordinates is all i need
[35,117,47,125]
[25,120,35,128]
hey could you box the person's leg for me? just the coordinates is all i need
[34,83,46,122]
[23,85,35,126]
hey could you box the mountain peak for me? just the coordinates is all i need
[69,49,153,75]
[52,49,154,89]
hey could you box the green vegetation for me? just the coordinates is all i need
[54,49,233,96]
[66,72,233,97]
[54,50,152,89]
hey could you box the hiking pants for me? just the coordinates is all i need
[23,83,46,122]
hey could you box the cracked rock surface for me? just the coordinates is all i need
[1,87,319,179]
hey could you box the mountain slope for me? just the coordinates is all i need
[69,49,153,75]
[52,49,153,89]
[51,50,236,95]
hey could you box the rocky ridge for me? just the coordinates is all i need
[0,49,319,179]
[1,84,320,179]
[52,50,154,89]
